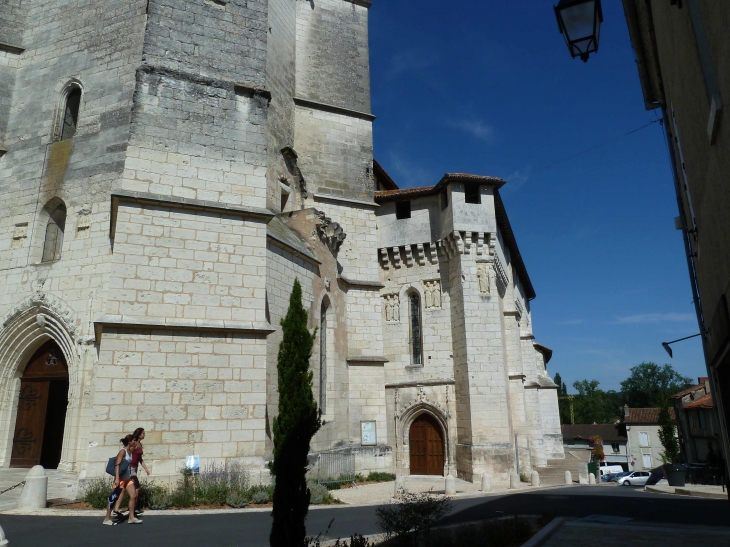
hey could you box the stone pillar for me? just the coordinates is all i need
[565,470,572,484]
[17,465,47,510]
[480,474,491,492]
[444,474,456,495]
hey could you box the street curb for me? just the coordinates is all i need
[0,483,581,517]
[644,485,728,500]
[519,517,565,547]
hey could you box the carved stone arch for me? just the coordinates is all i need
[399,401,450,469]
[0,292,87,469]
[398,281,425,302]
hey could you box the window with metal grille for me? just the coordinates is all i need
[410,293,422,365]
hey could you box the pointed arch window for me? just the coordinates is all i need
[42,201,66,262]
[409,293,422,365]
[60,88,81,141]
[319,301,328,413]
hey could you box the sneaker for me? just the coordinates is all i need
[102,520,117,526]
[113,510,125,518]
[134,510,144,516]
[128,519,143,524]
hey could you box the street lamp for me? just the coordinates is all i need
[661,333,703,358]
[554,0,603,62]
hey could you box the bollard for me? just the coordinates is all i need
[444,474,456,496]
[578,462,589,485]
[588,472,596,485]
[17,465,47,510]
[480,474,491,492]
[531,470,540,487]
[565,470,572,485]
[394,476,405,498]
[0,523,7,546]
[509,473,519,489]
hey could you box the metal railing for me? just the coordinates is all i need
[317,450,355,486]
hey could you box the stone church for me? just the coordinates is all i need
[0,0,562,486]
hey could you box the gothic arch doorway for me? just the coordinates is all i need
[10,341,69,468]
[409,413,445,475]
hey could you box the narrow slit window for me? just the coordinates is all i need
[395,201,411,219]
[410,293,422,365]
[319,302,327,413]
[42,202,66,262]
[60,88,82,141]
[441,191,448,210]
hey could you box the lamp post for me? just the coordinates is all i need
[661,333,703,358]
[554,0,603,62]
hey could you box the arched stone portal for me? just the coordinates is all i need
[10,340,69,468]
[409,413,445,476]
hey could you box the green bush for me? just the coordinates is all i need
[376,490,452,546]
[137,480,166,509]
[82,477,114,509]
[251,489,271,504]
[308,482,329,504]
[364,472,396,483]
[148,488,172,510]
[226,491,250,508]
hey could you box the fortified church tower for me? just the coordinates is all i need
[0,0,562,486]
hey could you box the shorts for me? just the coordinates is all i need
[119,478,133,490]
[131,475,140,488]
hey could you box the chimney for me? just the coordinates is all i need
[623,404,630,419]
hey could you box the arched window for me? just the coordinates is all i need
[41,201,66,262]
[409,293,422,365]
[319,301,328,413]
[59,87,81,141]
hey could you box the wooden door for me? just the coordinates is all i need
[10,341,68,468]
[10,381,50,467]
[409,414,445,476]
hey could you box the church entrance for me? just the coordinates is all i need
[409,413,444,475]
[10,341,69,468]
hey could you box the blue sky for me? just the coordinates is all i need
[368,0,705,392]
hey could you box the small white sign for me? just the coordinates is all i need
[186,455,200,474]
[361,421,376,446]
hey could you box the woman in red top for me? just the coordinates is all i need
[113,428,150,519]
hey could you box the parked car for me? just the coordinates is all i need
[599,463,624,475]
[618,471,651,486]
[608,471,631,482]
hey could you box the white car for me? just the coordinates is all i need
[618,471,651,486]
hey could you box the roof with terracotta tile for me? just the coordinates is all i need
[625,407,675,424]
[671,379,708,399]
[562,424,627,443]
[684,393,713,409]
[373,173,504,201]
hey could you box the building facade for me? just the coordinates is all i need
[561,424,629,470]
[672,377,724,465]
[624,406,673,471]
[0,0,562,485]
[622,0,730,481]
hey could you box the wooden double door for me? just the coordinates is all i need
[10,341,69,468]
[409,414,445,475]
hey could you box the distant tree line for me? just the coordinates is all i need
[553,362,693,425]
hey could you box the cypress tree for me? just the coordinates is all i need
[270,279,323,547]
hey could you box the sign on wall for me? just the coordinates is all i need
[186,455,200,474]
[361,421,377,446]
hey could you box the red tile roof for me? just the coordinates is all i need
[625,407,675,424]
[671,383,706,399]
[684,393,713,409]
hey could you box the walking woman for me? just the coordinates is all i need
[113,427,150,519]
[103,434,142,525]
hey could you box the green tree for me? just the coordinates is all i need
[657,403,680,464]
[620,363,693,408]
[554,373,572,424]
[572,379,605,424]
[270,279,323,547]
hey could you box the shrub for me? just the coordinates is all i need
[308,482,331,505]
[251,489,271,504]
[365,472,396,483]
[137,480,166,509]
[82,477,114,509]
[376,490,451,546]
[333,534,375,547]
[195,461,249,505]
[226,491,250,508]
[520,472,529,483]
[148,488,172,510]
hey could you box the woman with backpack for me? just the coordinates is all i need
[102,434,142,525]
[113,427,150,520]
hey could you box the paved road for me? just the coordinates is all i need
[1,486,728,547]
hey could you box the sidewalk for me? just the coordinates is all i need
[0,468,78,512]
[645,483,728,500]
[330,475,534,505]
